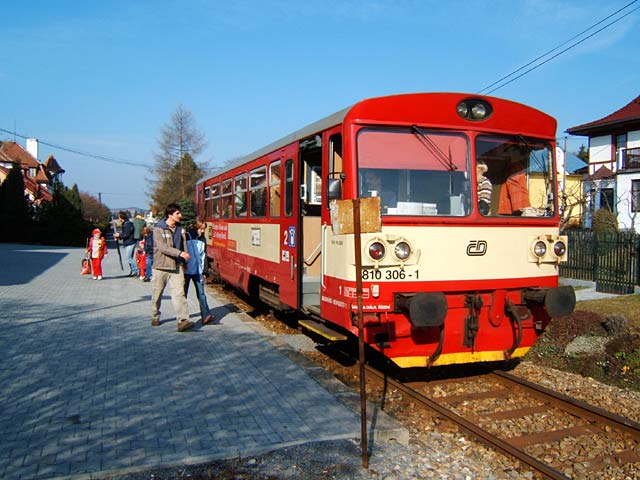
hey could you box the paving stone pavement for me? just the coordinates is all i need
[0,243,360,480]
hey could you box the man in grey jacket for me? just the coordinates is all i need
[151,203,194,332]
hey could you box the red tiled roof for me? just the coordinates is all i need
[34,164,52,183]
[0,164,53,203]
[0,141,40,168]
[45,154,65,174]
[567,94,640,135]
[589,165,615,180]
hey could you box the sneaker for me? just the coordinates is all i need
[203,314,215,325]
[92,276,97,280]
[97,276,103,280]
[139,276,144,280]
[177,320,194,332]
[151,319,160,326]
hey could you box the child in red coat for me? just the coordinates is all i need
[87,228,108,280]
[135,239,146,280]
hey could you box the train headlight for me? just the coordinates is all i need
[533,241,547,257]
[456,102,469,118]
[456,98,493,121]
[553,241,566,257]
[368,241,386,261]
[394,241,411,260]
[471,103,487,119]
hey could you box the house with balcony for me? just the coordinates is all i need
[567,94,640,232]
[0,139,65,205]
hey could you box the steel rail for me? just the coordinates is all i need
[491,370,640,438]
[365,365,571,480]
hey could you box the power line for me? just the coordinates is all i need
[478,1,639,95]
[0,127,152,168]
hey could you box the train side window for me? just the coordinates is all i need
[234,173,248,217]
[250,166,267,217]
[327,133,343,204]
[204,186,211,218]
[269,161,281,218]
[221,179,232,218]
[329,134,343,173]
[211,182,220,218]
[284,159,294,217]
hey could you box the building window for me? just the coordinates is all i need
[616,133,627,169]
[601,187,615,212]
[632,180,640,213]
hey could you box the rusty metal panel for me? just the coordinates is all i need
[330,197,381,235]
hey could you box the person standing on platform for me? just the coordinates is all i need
[132,214,146,242]
[142,226,154,282]
[87,228,108,280]
[114,211,139,277]
[151,203,193,332]
[184,220,215,325]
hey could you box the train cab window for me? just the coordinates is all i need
[250,166,267,217]
[221,179,232,218]
[269,161,281,217]
[211,183,221,218]
[476,135,555,217]
[204,186,211,218]
[234,173,248,217]
[284,159,294,217]
[357,128,470,216]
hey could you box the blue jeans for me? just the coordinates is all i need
[144,255,153,280]
[124,244,139,275]
[184,274,211,321]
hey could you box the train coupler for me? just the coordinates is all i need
[463,294,483,349]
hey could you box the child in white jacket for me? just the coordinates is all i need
[184,221,215,325]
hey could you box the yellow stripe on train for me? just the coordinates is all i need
[391,347,532,368]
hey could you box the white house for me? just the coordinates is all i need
[567,94,640,232]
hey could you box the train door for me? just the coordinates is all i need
[277,145,300,309]
[299,134,323,314]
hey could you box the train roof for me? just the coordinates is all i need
[197,92,555,185]
[196,105,351,185]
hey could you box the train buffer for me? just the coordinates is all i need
[299,319,347,341]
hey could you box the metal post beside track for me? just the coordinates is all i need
[353,198,368,469]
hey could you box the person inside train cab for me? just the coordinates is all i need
[362,169,397,213]
[476,160,493,215]
[498,157,532,215]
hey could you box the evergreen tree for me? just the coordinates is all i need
[38,182,91,246]
[0,164,31,241]
[576,145,589,164]
[65,184,82,211]
[178,198,196,227]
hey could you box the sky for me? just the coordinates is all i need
[1,0,638,210]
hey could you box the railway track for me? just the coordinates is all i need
[366,366,640,479]
[209,282,640,478]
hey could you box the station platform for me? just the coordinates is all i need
[0,243,364,479]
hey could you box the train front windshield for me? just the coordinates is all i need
[357,127,556,217]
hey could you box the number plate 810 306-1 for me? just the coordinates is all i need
[361,268,420,280]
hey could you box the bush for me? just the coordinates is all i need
[592,208,618,234]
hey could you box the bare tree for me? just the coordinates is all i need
[148,105,208,210]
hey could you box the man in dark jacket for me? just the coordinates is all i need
[151,203,193,332]
[114,211,140,277]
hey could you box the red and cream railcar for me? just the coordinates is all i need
[196,93,575,368]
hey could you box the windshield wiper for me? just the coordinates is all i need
[411,125,457,172]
